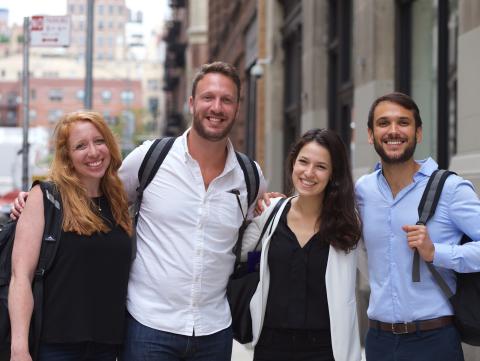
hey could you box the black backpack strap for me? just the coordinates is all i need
[413,169,455,289]
[133,137,176,224]
[235,151,260,209]
[130,137,176,260]
[233,197,286,264]
[31,181,63,360]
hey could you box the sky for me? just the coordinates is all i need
[1,0,170,32]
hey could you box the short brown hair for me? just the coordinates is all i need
[191,61,241,102]
[367,92,422,130]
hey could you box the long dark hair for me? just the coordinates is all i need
[286,128,361,252]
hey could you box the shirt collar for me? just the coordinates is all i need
[179,128,236,173]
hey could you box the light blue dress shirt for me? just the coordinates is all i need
[356,157,480,323]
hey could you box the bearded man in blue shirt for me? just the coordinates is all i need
[356,92,480,361]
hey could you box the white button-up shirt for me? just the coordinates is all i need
[119,130,265,336]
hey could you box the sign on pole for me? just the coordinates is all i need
[30,15,71,47]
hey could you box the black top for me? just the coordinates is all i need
[41,196,131,344]
[263,203,331,330]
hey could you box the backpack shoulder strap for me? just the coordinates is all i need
[138,137,177,192]
[235,151,260,209]
[130,137,176,261]
[31,180,63,360]
[417,169,455,225]
[33,180,63,275]
[133,137,176,224]
[412,169,455,284]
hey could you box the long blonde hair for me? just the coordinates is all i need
[49,111,132,236]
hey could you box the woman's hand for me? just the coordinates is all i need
[10,191,29,220]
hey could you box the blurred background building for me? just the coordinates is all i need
[0,1,165,194]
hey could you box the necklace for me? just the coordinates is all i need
[92,197,102,212]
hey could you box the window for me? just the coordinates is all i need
[48,89,63,102]
[98,20,104,30]
[281,0,302,182]
[6,111,16,126]
[29,109,37,121]
[7,92,18,106]
[395,0,458,167]
[101,90,112,103]
[69,4,75,13]
[147,79,160,91]
[121,90,134,104]
[327,0,353,150]
[76,89,85,101]
[48,109,64,123]
[98,4,104,15]
[31,89,36,100]
[103,110,113,124]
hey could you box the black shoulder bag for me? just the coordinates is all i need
[227,197,286,344]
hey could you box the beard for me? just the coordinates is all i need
[192,109,235,142]
[373,136,417,164]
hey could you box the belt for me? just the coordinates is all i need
[368,316,454,334]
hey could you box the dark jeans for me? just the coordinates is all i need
[121,313,233,361]
[38,342,118,361]
[253,327,334,361]
[365,325,464,361]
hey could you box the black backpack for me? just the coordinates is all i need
[129,137,260,257]
[413,169,480,345]
[0,181,63,361]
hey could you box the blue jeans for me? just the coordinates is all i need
[365,325,464,361]
[121,313,233,361]
[38,342,118,361]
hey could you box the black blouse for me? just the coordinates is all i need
[41,196,132,344]
[263,202,330,330]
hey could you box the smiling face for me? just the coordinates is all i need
[292,141,333,199]
[368,101,423,164]
[68,121,111,188]
[189,72,239,142]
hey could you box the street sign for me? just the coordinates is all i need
[30,15,71,47]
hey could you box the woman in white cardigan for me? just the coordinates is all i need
[242,129,362,361]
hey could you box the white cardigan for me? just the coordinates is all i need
[241,197,361,361]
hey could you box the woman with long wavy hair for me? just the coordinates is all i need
[243,128,362,361]
[9,111,132,361]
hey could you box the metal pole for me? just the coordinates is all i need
[21,17,30,191]
[84,0,94,109]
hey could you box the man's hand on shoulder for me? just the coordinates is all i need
[10,191,29,220]
[402,224,435,263]
[254,192,286,216]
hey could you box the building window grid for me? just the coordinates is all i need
[395,0,458,167]
[327,0,353,151]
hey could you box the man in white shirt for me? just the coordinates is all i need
[10,62,266,360]
[119,62,265,361]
